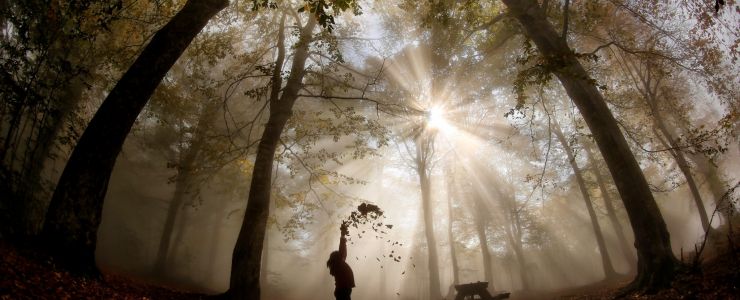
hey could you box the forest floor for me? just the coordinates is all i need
[0,239,207,299]
[547,249,740,300]
[545,227,740,300]
[2,230,739,300]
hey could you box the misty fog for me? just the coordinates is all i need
[1,0,738,299]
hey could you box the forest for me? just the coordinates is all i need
[1,0,738,299]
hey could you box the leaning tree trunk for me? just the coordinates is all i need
[584,142,637,266]
[654,130,710,231]
[500,0,677,290]
[552,122,617,278]
[646,96,710,232]
[41,0,228,274]
[689,153,735,223]
[473,196,494,287]
[630,62,711,232]
[227,16,314,300]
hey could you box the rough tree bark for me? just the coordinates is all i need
[552,122,616,278]
[227,15,316,300]
[500,0,678,290]
[41,0,229,274]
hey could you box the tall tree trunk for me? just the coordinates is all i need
[413,130,442,300]
[227,16,315,300]
[416,151,443,300]
[41,0,228,274]
[3,29,87,237]
[645,97,710,232]
[504,207,529,291]
[474,196,494,287]
[628,60,711,232]
[1,96,25,164]
[511,209,530,290]
[654,130,710,231]
[690,154,735,223]
[167,204,191,270]
[153,161,192,273]
[424,3,447,299]
[552,122,616,278]
[205,212,223,285]
[260,226,269,291]
[500,0,677,290]
[501,192,529,290]
[584,142,636,267]
[153,99,219,274]
[445,166,460,286]
[18,77,84,236]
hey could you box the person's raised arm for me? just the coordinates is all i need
[339,222,348,261]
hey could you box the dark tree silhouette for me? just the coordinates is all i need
[227,15,316,300]
[500,0,678,291]
[42,0,229,274]
[552,120,616,278]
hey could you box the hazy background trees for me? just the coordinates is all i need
[1,0,737,299]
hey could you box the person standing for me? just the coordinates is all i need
[327,222,355,300]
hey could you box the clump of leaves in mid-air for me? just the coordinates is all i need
[342,203,390,234]
[341,203,405,263]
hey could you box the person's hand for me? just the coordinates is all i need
[340,222,349,236]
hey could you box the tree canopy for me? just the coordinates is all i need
[1,0,737,299]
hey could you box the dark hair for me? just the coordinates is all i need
[327,251,340,275]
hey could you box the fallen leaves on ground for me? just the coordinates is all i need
[0,240,207,299]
